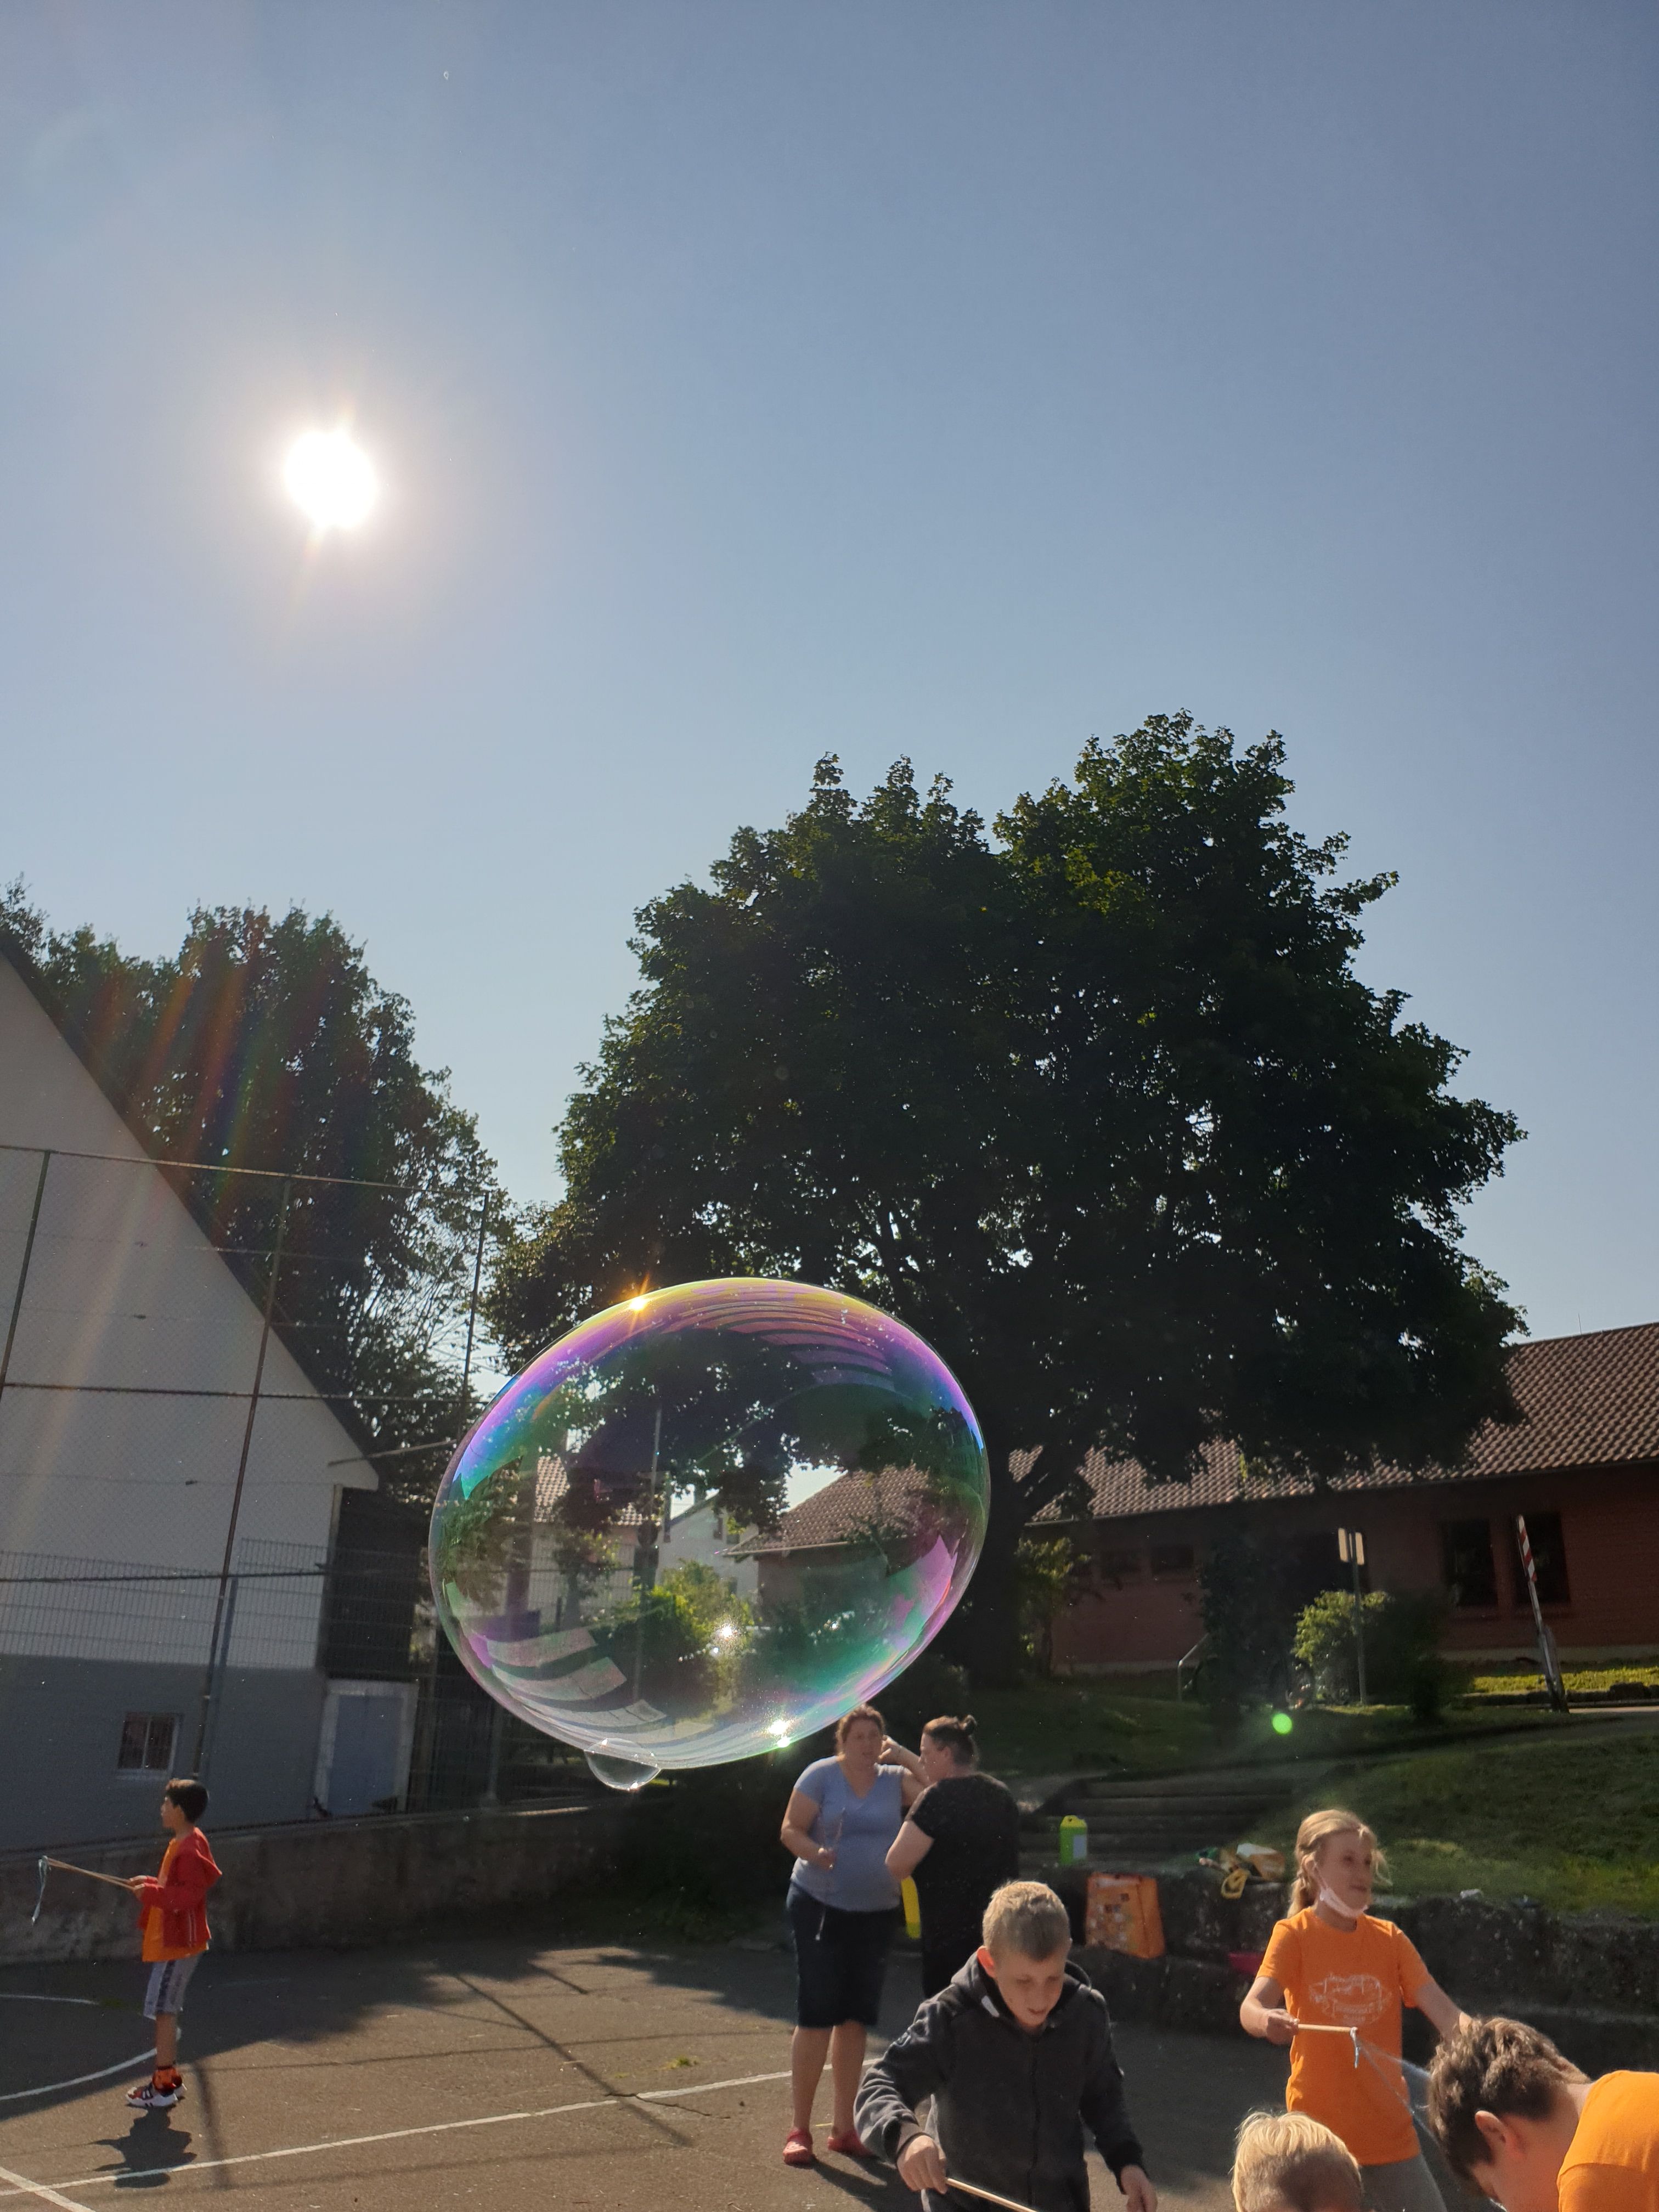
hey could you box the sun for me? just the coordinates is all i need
[284,428,379,532]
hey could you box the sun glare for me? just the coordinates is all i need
[284,428,379,532]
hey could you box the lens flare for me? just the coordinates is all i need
[429,1278,989,1787]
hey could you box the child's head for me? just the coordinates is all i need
[1290,1808,1385,1916]
[979,1881,1071,2032]
[1232,2111,1362,2212]
[162,1778,208,1831]
[1426,2016,1588,2212]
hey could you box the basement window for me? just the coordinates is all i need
[117,1712,178,1775]
[1441,1520,1498,1609]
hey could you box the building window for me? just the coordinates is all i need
[1149,1542,1195,1578]
[1098,1548,1142,1585]
[1441,1520,1498,1609]
[117,1712,178,1774]
[1514,1511,1571,1606]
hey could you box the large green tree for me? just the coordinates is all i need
[1,888,500,1506]
[489,715,1525,1680]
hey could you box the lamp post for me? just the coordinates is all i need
[1338,1527,1368,1705]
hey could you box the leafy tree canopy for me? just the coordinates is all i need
[2,885,499,1506]
[485,715,1523,1675]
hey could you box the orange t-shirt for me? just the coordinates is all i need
[1559,2074,1659,2212]
[140,1837,196,1963]
[1259,1908,1429,2165]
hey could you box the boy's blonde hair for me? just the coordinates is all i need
[1290,1808,1387,1912]
[982,1880,1071,1960]
[1232,2111,1362,2212]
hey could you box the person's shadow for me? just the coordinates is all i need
[92,2115,196,2188]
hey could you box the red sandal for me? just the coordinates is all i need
[783,2129,815,2167]
[826,2130,871,2158]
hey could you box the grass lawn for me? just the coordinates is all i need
[1261,1725,1659,1915]
[1466,1663,1659,1697]
[965,1679,1562,1782]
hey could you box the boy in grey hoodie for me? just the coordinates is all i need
[855,1880,1156,2212]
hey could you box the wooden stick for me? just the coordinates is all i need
[44,1859,135,1893]
[948,2179,1043,2212]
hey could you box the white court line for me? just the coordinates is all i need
[0,2000,100,2010]
[0,2068,794,2197]
[0,2055,153,2107]
[0,2163,100,2212]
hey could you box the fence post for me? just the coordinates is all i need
[198,1573,241,1782]
[0,1148,51,1412]
[193,1177,292,1769]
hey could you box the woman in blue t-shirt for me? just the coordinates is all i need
[778,1702,920,2168]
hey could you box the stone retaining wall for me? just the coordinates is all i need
[0,1799,628,1967]
[1060,1867,1659,2073]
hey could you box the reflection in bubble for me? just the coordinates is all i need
[429,1279,989,1782]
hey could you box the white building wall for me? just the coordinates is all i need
[0,956,374,1668]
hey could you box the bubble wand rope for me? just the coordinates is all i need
[1292,2023,1361,2066]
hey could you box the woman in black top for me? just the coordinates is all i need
[883,1714,1022,1998]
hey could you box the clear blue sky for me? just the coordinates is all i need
[3,3,1654,1343]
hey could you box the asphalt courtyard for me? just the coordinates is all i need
[0,1932,1304,2212]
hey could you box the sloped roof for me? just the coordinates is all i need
[727,1464,940,1556]
[1052,1323,1659,1522]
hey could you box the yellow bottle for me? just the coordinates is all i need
[901,1876,921,1939]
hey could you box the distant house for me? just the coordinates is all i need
[1045,1325,1659,1678]
[0,947,406,1848]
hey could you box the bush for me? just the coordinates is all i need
[1293,1588,1449,1716]
[1197,1522,1302,1720]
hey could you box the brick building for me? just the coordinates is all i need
[1047,1323,1659,1678]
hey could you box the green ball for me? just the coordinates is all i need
[1271,1711,1294,1736]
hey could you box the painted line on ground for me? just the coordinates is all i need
[0,2068,795,2196]
[0,2164,100,2212]
[0,1999,100,2010]
[0,2055,153,2104]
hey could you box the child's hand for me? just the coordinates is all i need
[1256,2007,1298,2046]
[123,1878,148,1894]
[1121,2164,1156,2212]
[896,2134,949,2194]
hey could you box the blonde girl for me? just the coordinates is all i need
[1240,1810,1470,2212]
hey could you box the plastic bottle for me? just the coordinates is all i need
[1058,1813,1088,1865]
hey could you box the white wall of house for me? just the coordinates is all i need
[0,956,384,1840]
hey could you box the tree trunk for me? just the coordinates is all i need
[941,1434,1026,1689]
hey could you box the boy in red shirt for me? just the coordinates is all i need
[123,1777,221,2113]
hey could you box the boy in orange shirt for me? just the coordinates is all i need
[122,1777,221,2113]
[1427,2015,1659,2212]
[1241,1809,1469,2212]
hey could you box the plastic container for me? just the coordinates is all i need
[1058,1814,1089,1865]
[901,1876,922,1940]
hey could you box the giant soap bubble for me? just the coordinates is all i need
[430,1278,988,1790]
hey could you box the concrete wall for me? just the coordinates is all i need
[0,1655,328,1852]
[0,1797,629,1967]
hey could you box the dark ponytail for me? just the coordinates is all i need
[921,1714,979,1764]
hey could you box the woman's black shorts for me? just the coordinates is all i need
[786,1888,899,2029]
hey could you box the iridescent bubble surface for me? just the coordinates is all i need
[429,1278,988,1782]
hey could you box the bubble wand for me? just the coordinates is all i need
[31,1855,134,1923]
[947,2177,1045,2212]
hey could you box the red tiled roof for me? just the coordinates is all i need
[1043,1322,1659,1522]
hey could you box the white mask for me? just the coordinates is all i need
[1317,1881,1364,1921]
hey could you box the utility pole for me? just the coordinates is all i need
[1338,1527,1368,1705]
